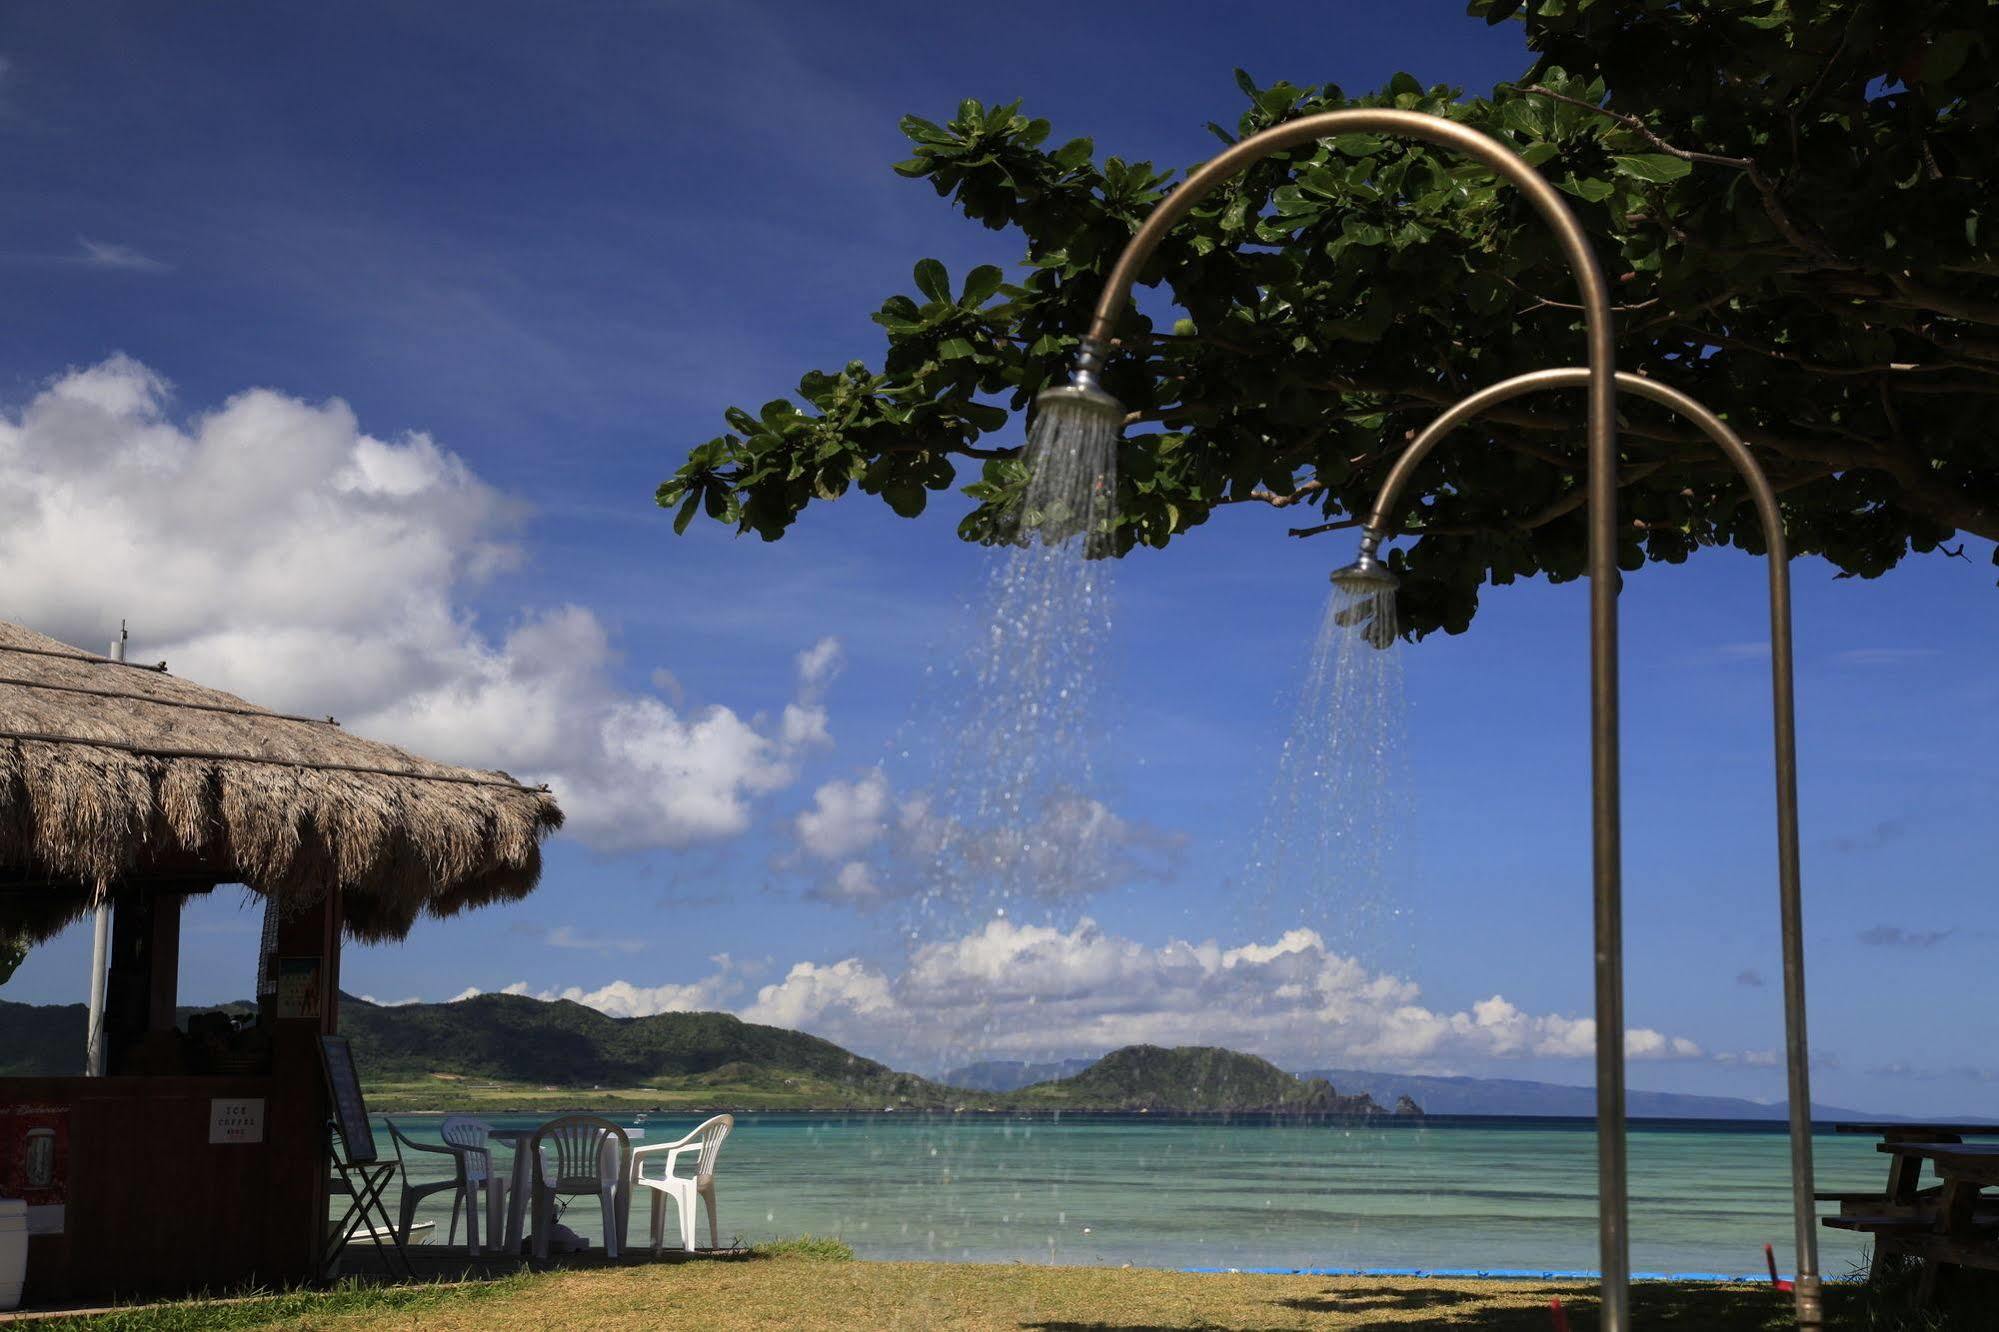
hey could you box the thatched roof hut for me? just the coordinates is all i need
[0,619,562,943]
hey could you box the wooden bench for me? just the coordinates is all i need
[1870,1143,1999,1302]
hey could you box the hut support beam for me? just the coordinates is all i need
[146,893,181,1034]
[101,886,184,1074]
[264,889,341,1282]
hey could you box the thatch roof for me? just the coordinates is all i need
[0,620,562,943]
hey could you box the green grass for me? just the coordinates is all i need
[746,1235,856,1262]
[1827,1255,1999,1331]
[11,1254,1996,1330]
[0,1274,535,1331]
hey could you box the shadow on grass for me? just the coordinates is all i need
[1025,1281,1794,1332]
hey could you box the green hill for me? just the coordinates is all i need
[0,996,1417,1115]
[1011,1045,1393,1114]
[339,992,962,1110]
[0,998,85,1075]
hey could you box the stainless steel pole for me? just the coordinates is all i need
[1358,367,1822,1326]
[1070,109,1628,1328]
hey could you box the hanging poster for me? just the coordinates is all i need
[274,956,322,1020]
[0,1104,70,1234]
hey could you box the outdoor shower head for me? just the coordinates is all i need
[1031,337,1127,431]
[1330,530,1399,594]
[1031,378,1126,431]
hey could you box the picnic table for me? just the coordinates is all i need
[1821,1122,1999,1299]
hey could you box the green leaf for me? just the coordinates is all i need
[673,492,700,535]
[899,116,956,146]
[960,264,1005,307]
[884,480,928,517]
[914,258,952,304]
[1610,154,1693,183]
[938,336,978,360]
[1920,31,1972,85]
[1562,174,1617,202]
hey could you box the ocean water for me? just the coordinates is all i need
[372,1113,1880,1279]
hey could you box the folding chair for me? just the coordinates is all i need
[319,1034,413,1279]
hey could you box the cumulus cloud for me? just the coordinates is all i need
[1715,1049,1780,1068]
[0,356,831,851]
[450,955,748,1018]
[794,768,894,861]
[476,917,1707,1072]
[792,769,1183,908]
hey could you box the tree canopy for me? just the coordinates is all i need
[659,0,1998,636]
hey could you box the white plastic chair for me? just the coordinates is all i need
[627,1114,732,1254]
[528,1115,630,1260]
[385,1117,499,1254]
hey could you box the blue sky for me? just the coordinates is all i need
[3,2,1994,1116]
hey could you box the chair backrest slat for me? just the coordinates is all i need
[531,1114,629,1192]
[440,1116,492,1151]
[692,1114,732,1182]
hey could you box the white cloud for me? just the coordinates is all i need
[543,925,645,956]
[1835,647,1940,666]
[0,356,832,851]
[76,237,169,273]
[823,919,1708,1069]
[490,917,1709,1074]
[445,960,743,1012]
[795,768,894,861]
[1716,1049,1780,1068]
[358,994,422,1007]
[792,769,1183,908]
[795,637,844,692]
[743,958,896,1029]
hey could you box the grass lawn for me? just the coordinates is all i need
[2,1258,1811,1331]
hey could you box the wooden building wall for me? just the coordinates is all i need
[1,888,340,1304]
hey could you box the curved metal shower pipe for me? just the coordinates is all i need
[1054,109,1632,1328]
[1356,366,1823,1327]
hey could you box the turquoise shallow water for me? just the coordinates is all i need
[375,1114,1880,1278]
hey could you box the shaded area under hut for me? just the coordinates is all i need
[0,619,561,1305]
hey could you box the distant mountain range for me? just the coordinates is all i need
[10,992,1981,1122]
[1299,1067,1892,1122]
[0,995,1402,1114]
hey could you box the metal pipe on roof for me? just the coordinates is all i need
[84,622,126,1077]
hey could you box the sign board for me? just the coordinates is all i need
[318,1034,376,1163]
[0,1104,70,1234]
[275,956,323,1020]
[208,1097,266,1145]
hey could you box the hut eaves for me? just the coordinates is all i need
[0,620,563,943]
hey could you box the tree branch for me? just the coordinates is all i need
[1517,84,1846,270]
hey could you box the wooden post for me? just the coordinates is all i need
[102,887,153,1075]
[260,889,342,1285]
[146,894,182,1031]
